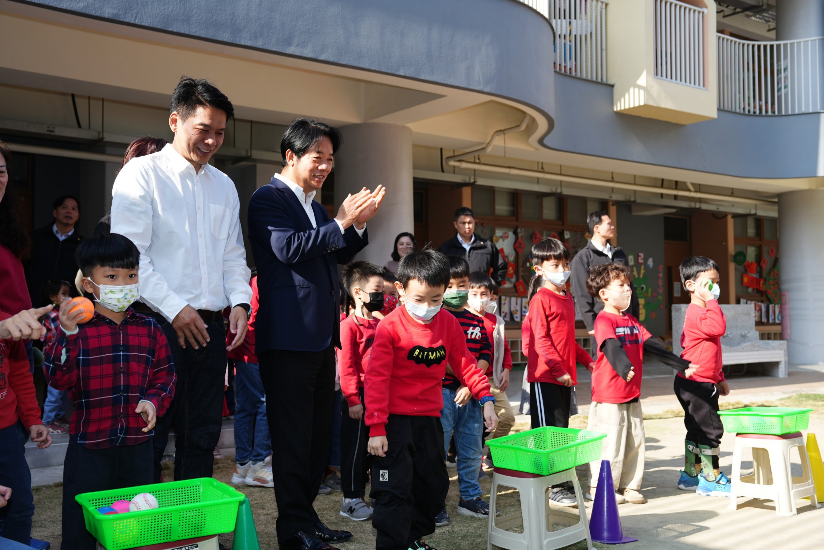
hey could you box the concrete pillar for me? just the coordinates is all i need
[778,189,824,365]
[334,123,414,266]
[776,0,824,41]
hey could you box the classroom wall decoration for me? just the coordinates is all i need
[632,262,664,323]
[495,228,517,288]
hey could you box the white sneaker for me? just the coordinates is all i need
[245,461,274,488]
[231,461,252,485]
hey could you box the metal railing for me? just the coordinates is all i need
[518,0,609,83]
[717,34,824,115]
[654,0,706,88]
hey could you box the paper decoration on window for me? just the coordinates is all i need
[768,246,776,258]
[733,250,747,266]
[522,298,529,318]
[502,232,509,240]
[646,258,654,269]
[766,259,780,304]
[564,230,571,239]
[493,235,499,243]
[638,253,645,263]
[513,238,525,254]
[499,247,507,260]
[507,262,516,279]
[500,296,510,321]
[532,230,542,244]
[549,232,559,240]
[628,255,635,266]
[515,280,527,297]
[760,257,768,269]
[511,297,522,322]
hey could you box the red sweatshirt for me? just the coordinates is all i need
[0,246,32,316]
[339,315,379,407]
[0,311,42,430]
[226,277,259,364]
[526,287,593,385]
[364,306,493,437]
[593,311,651,403]
[679,300,727,384]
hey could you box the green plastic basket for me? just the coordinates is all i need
[75,478,244,550]
[486,426,606,476]
[718,407,813,435]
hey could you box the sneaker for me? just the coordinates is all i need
[55,416,71,429]
[584,487,626,504]
[677,470,700,491]
[548,486,578,508]
[322,472,342,492]
[446,454,457,468]
[231,461,252,485]
[621,488,646,504]
[409,539,438,550]
[213,446,224,460]
[482,456,495,471]
[45,423,66,435]
[245,462,274,487]
[696,472,731,497]
[434,508,451,527]
[340,497,373,521]
[457,497,490,518]
[318,484,332,496]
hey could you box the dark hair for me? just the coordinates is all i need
[39,280,71,307]
[679,256,720,287]
[75,232,140,277]
[53,194,81,213]
[586,263,632,299]
[453,207,474,222]
[381,267,397,284]
[469,272,494,291]
[280,118,343,168]
[391,232,418,262]
[528,238,571,300]
[587,210,608,235]
[122,137,168,168]
[341,261,384,295]
[397,249,451,290]
[0,142,30,258]
[170,76,234,121]
[447,255,470,281]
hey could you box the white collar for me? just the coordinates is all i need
[591,239,613,256]
[53,224,74,239]
[162,143,208,175]
[275,173,316,205]
[458,233,475,246]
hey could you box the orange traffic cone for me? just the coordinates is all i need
[805,433,824,503]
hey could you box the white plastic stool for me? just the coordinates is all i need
[729,431,819,517]
[488,467,593,550]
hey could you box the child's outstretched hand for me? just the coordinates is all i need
[58,297,88,333]
[29,424,52,449]
[136,401,157,432]
[685,364,699,379]
[454,386,472,406]
[368,436,388,457]
[483,401,499,433]
[556,373,573,387]
[0,305,53,341]
[625,366,635,382]
[349,404,364,420]
[718,380,730,396]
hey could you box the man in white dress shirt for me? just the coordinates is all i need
[111,77,252,481]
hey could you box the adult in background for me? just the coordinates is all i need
[111,77,252,481]
[439,207,507,285]
[0,142,32,322]
[25,195,83,307]
[570,210,639,356]
[248,118,384,550]
[384,231,416,274]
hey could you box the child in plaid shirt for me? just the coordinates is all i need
[37,280,71,433]
[44,233,176,550]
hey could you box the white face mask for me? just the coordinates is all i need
[86,278,139,313]
[485,301,498,315]
[405,301,441,322]
[604,289,632,312]
[544,270,571,287]
[468,296,490,314]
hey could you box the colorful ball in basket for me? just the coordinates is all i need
[69,297,94,324]
[129,493,158,512]
[111,500,131,514]
[97,506,117,515]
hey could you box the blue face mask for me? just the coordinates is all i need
[405,301,442,321]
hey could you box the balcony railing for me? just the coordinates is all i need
[717,34,824,115]
[654,0,707,88]
[519,0,608,83]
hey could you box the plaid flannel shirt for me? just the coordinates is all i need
[43,308,176,448]
[40,309,60,348]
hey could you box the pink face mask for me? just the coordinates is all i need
[604,289,632,312]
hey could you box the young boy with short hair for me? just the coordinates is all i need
[676,256,731,497]
[338,261,384,521]
[466,273,516,462]
[366,250,497,550]
[44,233,176,550]
[585,264,696,505]
[379,268,399,316]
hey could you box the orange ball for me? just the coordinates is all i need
[69,297,94,324]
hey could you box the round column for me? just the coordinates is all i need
[334,123,414,266]
[776,0,824,41]
[778,189,824,365]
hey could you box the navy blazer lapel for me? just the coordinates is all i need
[270,177,314,231]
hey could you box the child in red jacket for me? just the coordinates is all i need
[338,261,384,521]
[676,256,731,497]
[366,250,497,550]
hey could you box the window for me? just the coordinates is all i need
[732,216,779,316]
[664,216,690,242]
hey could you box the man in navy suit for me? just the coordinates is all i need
[248,118,385,550]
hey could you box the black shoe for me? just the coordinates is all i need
[409,539,438,550]
[314,522,353,543]
[282,532,339,550]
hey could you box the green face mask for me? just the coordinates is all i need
[443,289,469,308]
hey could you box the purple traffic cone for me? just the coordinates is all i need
[590,460,637,544]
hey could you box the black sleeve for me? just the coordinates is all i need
[489,243,507,286]
[643,338,690,373]
[601,338,634,381]
[570,254,596,331]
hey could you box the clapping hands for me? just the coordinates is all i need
[335,186,386,230]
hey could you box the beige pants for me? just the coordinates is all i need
[586,401,645,491]
[488,378,516,441]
